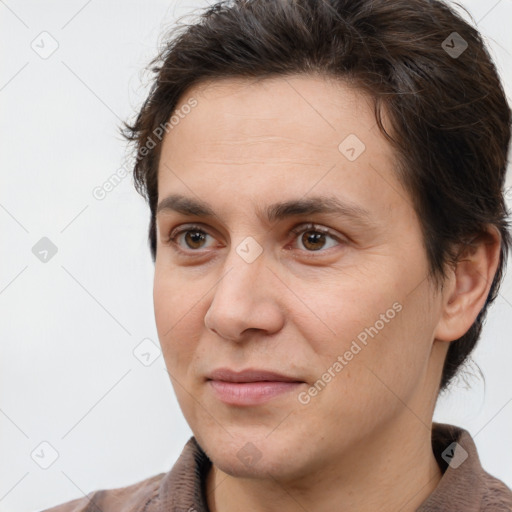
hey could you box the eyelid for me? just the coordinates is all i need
[287,222,346,253]
[289,222,342,240]
[167,223,209,242]
[166,223,219,252]
[165,221,346,255]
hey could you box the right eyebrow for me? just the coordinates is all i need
[156,193,377,230]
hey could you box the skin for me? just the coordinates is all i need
[153,74,501,512]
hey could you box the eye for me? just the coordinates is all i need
[164,222,345,256]
[166,224,217,253]
[289,223,345,252]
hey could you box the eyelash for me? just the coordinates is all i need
[165,222,345,257]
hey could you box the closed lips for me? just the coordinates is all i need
[207,368,304,383]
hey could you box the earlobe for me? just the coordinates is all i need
[434,226,502,343]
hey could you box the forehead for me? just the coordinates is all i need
[164,74,377,156]
[156,74,409,225]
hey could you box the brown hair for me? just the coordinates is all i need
[123,0,512,392]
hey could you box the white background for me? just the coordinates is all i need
[1,1,511,511]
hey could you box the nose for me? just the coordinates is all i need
[204,246,284,342]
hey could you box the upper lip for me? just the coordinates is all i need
[207,368,303,383]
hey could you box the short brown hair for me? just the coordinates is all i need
[123,0,512,392]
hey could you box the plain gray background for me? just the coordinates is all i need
[1,1,511,511]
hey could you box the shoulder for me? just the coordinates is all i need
[480,471,512,511]
[39,436,208,512]
[40,472,166,512]
[426,422,512,511]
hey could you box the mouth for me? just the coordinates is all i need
[207,380,303,406]
[207,367,303,383]
[206,368,305,406]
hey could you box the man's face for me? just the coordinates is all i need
[154,75,445,479]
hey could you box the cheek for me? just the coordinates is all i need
[297,274,423,398]
[327,294,434,411]
[295,275,397,357]
[153,274,204,372]
[153,266,198,331]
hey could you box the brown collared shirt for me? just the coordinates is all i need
[41,423,512,511]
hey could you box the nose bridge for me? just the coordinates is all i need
[214,235,267,306]
[204,236,282,339]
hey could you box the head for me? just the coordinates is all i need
[123,0,511,480]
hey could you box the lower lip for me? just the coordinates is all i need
[208,380,303,406]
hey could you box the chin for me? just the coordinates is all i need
[197,428,309,480]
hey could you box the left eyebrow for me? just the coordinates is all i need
[156,193,377,228]
[261,195,375,226]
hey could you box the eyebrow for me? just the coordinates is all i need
[156,193,376,227]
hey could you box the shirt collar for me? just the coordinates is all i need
[153,423,493,512]
[417,422,485,511]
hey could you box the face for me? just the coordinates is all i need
[153,75,445,481]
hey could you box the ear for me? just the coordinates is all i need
[433,226,502,343]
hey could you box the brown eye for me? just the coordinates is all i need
[182,230,208,249]
[301,231,328,251]
[290,223,344,253]
[167,224,216,252]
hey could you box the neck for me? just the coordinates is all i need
[205,417,443,512]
